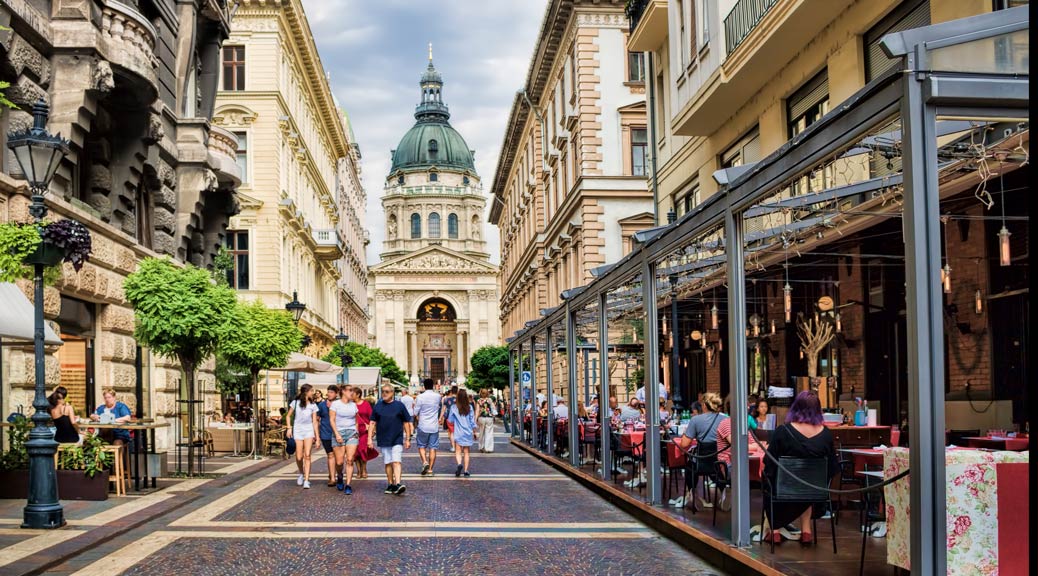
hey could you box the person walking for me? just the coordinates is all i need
[368,385,413,495]
[475,389,496,453]
[413,378,442,475]
[286,383,320,489]
[448,389,477,477]
[316,385,339,486]
[399,388,416,440]
[329,385,360,494]
[356,395,377,479]
[442,385,458,452]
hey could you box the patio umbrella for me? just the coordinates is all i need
[273,352,342,374]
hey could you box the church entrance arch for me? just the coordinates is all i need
[417,298,457,386]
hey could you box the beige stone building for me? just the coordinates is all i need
[490,0,656,341]
[368,57,499,386]
[1,0,239,451]
[214,0,368,368]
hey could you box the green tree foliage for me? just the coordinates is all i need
[322,341,406,385]
[215,353,252,396]
[220,299,301,385]
[467,345,510,390]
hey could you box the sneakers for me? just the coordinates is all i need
[384,484,397,494]
[344,485,353,495]
[455,464,463,477]
[463,471,471,477]
[336,476,345,491]
[420,464,431,476]
[668,496,685,507]
[393,484,407,495]
[777,526,801,541]
[302,480,311,489]
[296,474,304,486]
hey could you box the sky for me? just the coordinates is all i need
[299,0,548,265]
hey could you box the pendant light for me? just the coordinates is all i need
[710,303,719,331]
[716,337,723,352]
[997,160,1011,266]
[974,258,984,316]
[770,319,776,335]
[835,313,842,333]
[783,239,793,323]
[941,217,952,294]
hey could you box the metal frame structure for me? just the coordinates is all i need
[506,8,1028,572]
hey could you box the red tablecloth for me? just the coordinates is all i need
[619,431,645,456]
[963,436,1029,451]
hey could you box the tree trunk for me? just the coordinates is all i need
[806,352,818,379]
[251,369,261,458]
[179,355,197,477]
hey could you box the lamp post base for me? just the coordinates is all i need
[22,504,66,530]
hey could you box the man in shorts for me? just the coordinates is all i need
[413,378,442,475]
[369,384,412,495]
[316,385,339,486]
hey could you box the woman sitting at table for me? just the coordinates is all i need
[762,390,838,545]
[659,399,671,424]
[752,398,771,430]
[674,392,725,509]
[89,389,133,446]
[49,386,82,445]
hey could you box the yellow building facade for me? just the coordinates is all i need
[214,0,368,358]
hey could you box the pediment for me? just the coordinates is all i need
[372,246,498,275]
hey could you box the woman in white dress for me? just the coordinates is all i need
[286,383,320,489]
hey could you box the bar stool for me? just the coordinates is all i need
[103,445,127,496]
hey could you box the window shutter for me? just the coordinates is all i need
[865,0,931,82]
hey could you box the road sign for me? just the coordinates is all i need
[521,371,532,384]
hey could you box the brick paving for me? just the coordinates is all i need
[9,427,725,576]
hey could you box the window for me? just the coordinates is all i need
[631,127,649,176]
[721,127,760,169]
[676,181,700,216]
[234,132,248,183]
[224,231,249,289]
[222,46,245,91]
[627,52,645,83]
[787,70,829,138]
[398,175,405,185]
[428,139,439,159]
[462,176,470,185]
[864,0,930,82]
[677,0,687,66]
[411,213,421,238]
[429,172,438,182]
[697,0,709,48]
[448,213,459,239]
[428,213,441,238]
[135,184,152,249]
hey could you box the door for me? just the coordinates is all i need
[430,358,445,385]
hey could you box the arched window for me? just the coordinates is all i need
[397,175,404,185]
[410,213,421,238]
[448,213,459,239]
[428,212,441,238]
[429,172,438,182]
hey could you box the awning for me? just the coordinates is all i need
[0,283,63,346]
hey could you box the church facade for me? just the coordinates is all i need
[368,56,500,387]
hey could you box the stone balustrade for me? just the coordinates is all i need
[101,1,159,86]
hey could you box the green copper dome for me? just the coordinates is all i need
[389,59,476,175]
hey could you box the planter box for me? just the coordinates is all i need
[22,241,64,267]
[0,469,110,501]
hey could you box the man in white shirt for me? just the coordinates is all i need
[635,384,668,405]
[399,388,416,439]
[412,379,443,476]
[552,398,569,421]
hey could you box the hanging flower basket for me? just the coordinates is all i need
[0,219,92,282]
[22,240,65,266]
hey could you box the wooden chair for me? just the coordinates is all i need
[201,429,215,458]
[263,427,287,459]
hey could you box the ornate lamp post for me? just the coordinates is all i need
[334,329,353,385]
[7,99,70,529]
[284,291,306,403]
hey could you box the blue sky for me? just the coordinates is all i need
[299,0,547,265]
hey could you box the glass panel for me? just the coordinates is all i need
[237,254,249,290]
[928,29,1029,74]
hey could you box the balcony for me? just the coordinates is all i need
[100,1,159,90]
[313,228,344,260]
[207,126,242,188]
[627,0,669,52]
[724,0,780,54]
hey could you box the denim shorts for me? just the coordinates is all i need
[416,430,440,450]
[332,428,359,447]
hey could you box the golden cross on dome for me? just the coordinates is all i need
[428,42,433,62]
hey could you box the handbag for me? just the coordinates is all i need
[286,436,296,455]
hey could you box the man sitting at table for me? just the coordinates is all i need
[89,388,133,446]
[618,398,642,424]
[552,398,569,421]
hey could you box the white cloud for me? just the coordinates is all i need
[300,0,546,266]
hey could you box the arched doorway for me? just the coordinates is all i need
[417,298,457,385]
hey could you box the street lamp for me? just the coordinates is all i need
[335,329,353,385]
[285,291,306,324]
[7,99,70,530]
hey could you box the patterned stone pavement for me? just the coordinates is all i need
[17,428,725,575]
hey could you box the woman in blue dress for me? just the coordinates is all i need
[448,389,477,477]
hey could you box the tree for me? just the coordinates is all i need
[123,257,237,475]
[467,345,509,390]
[220,300,302,453]
[322,341,406,385]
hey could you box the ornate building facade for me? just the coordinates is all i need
[214,0,369,363]
[368,56,500,386]
[1,0,239,451]
[490,0,655,341]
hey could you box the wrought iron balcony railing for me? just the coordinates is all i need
[625,0,650,34]
[724,0,779,54]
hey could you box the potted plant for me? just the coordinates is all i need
[0,416,112,500]
[0,218,92,282]
[0,415,32,498]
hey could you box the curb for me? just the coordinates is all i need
[510,438,787,576]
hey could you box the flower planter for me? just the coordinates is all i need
[22,241,65,267]
[0,469,110,501]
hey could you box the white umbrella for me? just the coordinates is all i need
[272,352,342,374]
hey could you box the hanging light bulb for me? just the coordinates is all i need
[940,216,952,294]
[942,263,952,294]
[770,319,776,335]
[998,226,1011,266]
[799,348,804,360]
[974,289,984,315]
[700,334,706,349]
[716,337,723,352]
[783,282,793,323]
[835,313,842,333]
[710,304,719,330]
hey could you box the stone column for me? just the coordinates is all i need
[409,330,419,379]
[458,330,467,378]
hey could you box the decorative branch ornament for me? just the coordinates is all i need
[796,311,835,379]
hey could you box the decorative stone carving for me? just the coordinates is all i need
[8,34,51,85]
[93,59,114,95]
[145,112,164,144]
[6,75,47,107]
[387,252,494,273]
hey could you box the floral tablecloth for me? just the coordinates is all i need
[884,447,1029,574]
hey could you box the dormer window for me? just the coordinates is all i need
[428,139,439,158]
[398,175,405,185]
[429,172,438,182]
[462,176,470,185]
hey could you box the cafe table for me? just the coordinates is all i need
[884,446,1029,575]
[208,422,254,456]
[961,435,1028,451]
[80,420,170,491]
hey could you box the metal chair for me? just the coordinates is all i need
[760,456,837,554]
[713,460,731,526]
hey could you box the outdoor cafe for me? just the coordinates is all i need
[508,9,1029,576]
